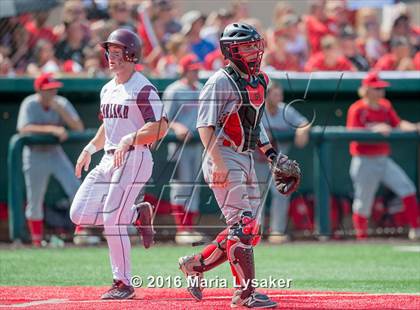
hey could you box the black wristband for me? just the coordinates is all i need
[264,148,278,162]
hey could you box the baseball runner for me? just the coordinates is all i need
[347,71,420,240]
[69,29,168,299]
[178,23,301,308]
[17,73,84,246]
[253,81,310,244]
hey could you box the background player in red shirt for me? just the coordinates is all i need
[346,71,420,240]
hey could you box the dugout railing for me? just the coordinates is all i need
[7,128,420,241]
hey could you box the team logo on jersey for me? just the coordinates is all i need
[101,103,129,119]
[245,84,264,108]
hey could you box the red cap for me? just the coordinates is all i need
[362,71,390,88]
[179,54,202,75]
[34,73,63,91]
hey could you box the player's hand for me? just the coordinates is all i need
[75,150,91,178]
[371,123,392,136]
[114,133,135,168]
[211,160,229,188]
[173,123,192,142]
[294,128,309,148]
[52,126,68,142]
[113,144,131,168]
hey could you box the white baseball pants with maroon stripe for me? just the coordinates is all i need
[70,148,153,285]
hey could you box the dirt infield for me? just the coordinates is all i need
[0,287,419,309]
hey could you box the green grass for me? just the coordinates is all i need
[1,243,419,293]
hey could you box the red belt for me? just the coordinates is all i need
[106,145,135,155]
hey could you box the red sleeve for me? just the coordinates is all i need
[374,55,395,71]
[414,52,420,70]
[304,54,321,72]
[383,100,401,127]
[341,58,355,71]
[346,102,362,128]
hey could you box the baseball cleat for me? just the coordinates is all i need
[408,228,420,241]
[231,290,278,308]
[179,255,204,301]
[175,231,205,245]
[134,202,155,249]
[101,280,135,300]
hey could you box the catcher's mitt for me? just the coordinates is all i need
[270,154,301,195]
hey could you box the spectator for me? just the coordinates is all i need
[24,12,58,49]
[387,13,419,49]
[137,0,181,70]
[272,2,294,30]
[204,48,226,71]
[55,20,88,70]
[83,46,108,77]
[9,24,32,74]
[201,9,234,48]
[106,0,136,33]
[55,0,90,41]
[346,71,420,240]
[374,36,415,71]
[355,8,386,66]
[263,33,301,72]
[231,0,250,21]
[0,54,14,76]
[27,39,60,76]
[181,10,215,62]
[279,14,308,67]
[304,35,355,71]
[156,33,189,78]
[325,0,351,34]
[162,54,204,244]
[304,0,338,55]
[16,73,84,246]
[340,26,369,71]
[414,51,420,70]
[253,81,310,244]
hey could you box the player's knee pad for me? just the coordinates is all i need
[229,211,261,246]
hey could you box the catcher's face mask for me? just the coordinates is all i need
[229,39,264,77]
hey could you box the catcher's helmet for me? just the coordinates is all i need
[100,28,141,63]
[220,22,264,76]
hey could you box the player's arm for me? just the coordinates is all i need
[399,120,420,132]
[257,123,279,163]
[50,101,84,131]
[198,125,228,187]
[19,124,67,140]
[131,118,168,145]
[113,118,168,168]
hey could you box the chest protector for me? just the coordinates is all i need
[221,66,268,152]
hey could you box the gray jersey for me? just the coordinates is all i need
[17,94,80,153]
[17,94,80,130]
[17,93,81,221]
[163,80,202,133]
[196,68,270,152]
[163,79,203,160]
[262,103,308,154]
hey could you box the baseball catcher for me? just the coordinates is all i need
[178,22,301,308]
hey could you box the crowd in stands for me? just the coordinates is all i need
[0,0,419,77]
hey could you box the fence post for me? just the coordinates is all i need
[313,139,332,238]
[7,134,27,241]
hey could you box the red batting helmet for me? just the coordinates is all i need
[100,28,142,63]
